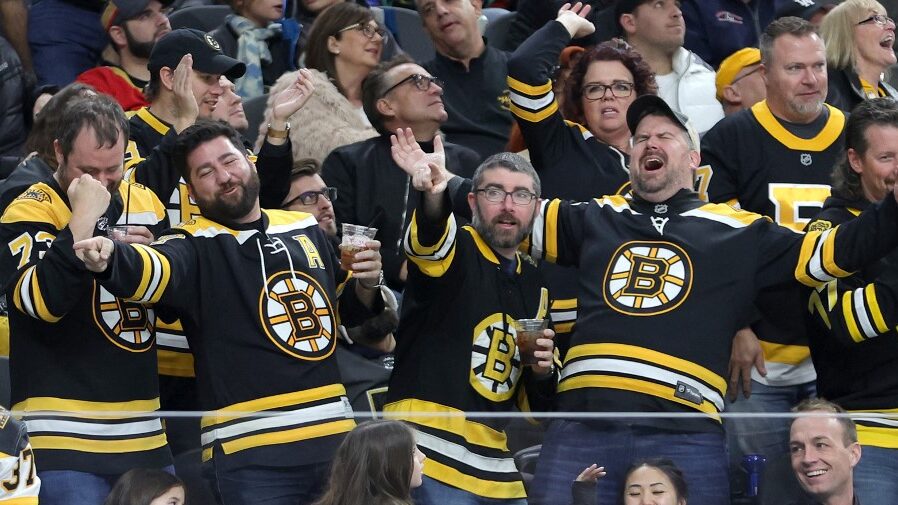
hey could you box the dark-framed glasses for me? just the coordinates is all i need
[475,187,537,206]
[582,81,635,101]
[858,14,894,27]
[283,187,338,208]
[381,74,445,97]
[338,22,386,39]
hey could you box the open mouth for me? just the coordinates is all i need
[805,469,827,478]
[881,34,895,47]
[643,156,664,171]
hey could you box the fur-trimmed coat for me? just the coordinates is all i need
[257,68,377,165]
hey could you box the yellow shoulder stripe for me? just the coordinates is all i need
[135,107,170,136]
[506,76,551,96]
[750,101,844,151]
[1,183,69,230]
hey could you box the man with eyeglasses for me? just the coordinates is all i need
[384,145,556,505]
[616,0,724,134]
[282,161,400,416]
[715,47,767,116]
[701,16,846,477]
[322,55,480,291]
[76,0,173,112]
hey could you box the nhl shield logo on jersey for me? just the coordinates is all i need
[259,271,336,360]
[603,241,693,316]
[800,153,812,166]
[93,285,156,352]
[469,313,522,402]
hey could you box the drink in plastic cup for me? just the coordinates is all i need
[107,225,129,240]
[340,224,377,271]
[514,318,548,366]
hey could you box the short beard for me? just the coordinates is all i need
[788,97,824,119]
[124,25,155,60]
[194,169,260,225]
[471,203,535,251]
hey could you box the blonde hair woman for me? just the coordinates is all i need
[821,0,898,112]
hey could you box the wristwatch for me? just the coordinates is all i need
[266,122,290,139]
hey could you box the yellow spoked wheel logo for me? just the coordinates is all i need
[259,271,335,360]
[603,241,693,316]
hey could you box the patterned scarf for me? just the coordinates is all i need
[228,14,282,98]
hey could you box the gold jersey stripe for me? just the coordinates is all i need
[423,458,526,500]
[218,418,354,456]
[201,383,346,427]
[29,432,168,453]
[13,397,161,418]
[384,398,509,451]
[759,341,811,365]
[506,76,551,96]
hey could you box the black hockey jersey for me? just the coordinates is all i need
[805,195,898,449]
[385,209,555,500]
[0,179,172,473]
[701,100,845,384]
[524,190,898,432]
[0,409,39,503]
[100,210,355,471]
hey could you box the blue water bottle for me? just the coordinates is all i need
[742,454,767,497]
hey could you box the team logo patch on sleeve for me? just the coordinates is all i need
[259,271,336,360]
[470,313,522,401]
[15,188,50,203]
[806,220,832,232]
[603,241,693,316]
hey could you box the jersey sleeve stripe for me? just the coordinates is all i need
[506,76,552,96]
[841,290,865,343]
[131,244,170,304]
[404,211,456,258]
[865,283,890,333]
[19,267,61,323]
[854,287,878,340]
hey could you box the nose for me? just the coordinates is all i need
[318,195,333,211]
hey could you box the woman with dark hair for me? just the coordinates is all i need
[312,420,425,505]
[210,0,300,98]
[621,458,688,505]
[506,2,657,201]
[821,0,898,113]
[104,468,185,505]
[259,2,381,164]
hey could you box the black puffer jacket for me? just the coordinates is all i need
[0,36,27,162]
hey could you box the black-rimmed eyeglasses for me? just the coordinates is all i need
[582,81,635,101]
[475,187,537,206]
[282,187,338,208]
[858,14,894,27]
[338,22,386,39]
[381,74,445,97]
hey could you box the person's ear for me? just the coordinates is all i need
[108,25,127,49]
[848,442,862,468]
[327,35,340,55]
[54,139,64,169]
[619,13,637,37]
[847,148,864,175]
[722,85,741,106]
[160,67,176,91]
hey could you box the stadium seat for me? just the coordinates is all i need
[379,6,435,63]
[242,93,269,147]
[168,5,232,32]
[483,8,515,51]
[513,444,540,494]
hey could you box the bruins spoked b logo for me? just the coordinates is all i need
[469,313,522,402]
[259,271,335,360]
[603,241,693,316]
[93,285,155,352]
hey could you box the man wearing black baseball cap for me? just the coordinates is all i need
[76,0,173,111]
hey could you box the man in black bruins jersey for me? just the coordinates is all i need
[405,94,898,505]
[386,135,557,504]
[73,120,387,505]
[0,96,171,504]
[803,98,898,503]
[700,16,843,469]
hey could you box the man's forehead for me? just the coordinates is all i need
[481,166,535,187]
[791,415,844,439]
[772,33,825,56]
[634,113,681,134]
[294,174,326,189]
[387,64,429,84]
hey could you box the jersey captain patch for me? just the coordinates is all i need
[259,270,336,360]
[470,313,522,402]
[93,284,156,352]
[603,241,693,316]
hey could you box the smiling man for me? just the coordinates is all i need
[322,56,480,291]
[789,399,861,505]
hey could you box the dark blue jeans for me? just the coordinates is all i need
[854,444,898,503]
[27,0,109,86]
[38,465,175,505]
[529,420,729,505]
[207,458,330,505]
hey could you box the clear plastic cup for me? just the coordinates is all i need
[340,224,378,271]
[106,225,129,241]
[514,318,548,366]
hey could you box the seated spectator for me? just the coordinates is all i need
[294,0,403,64]
[281,160,399,415]
[681,0,777,69]
[27,0,109,86]
[104,469,184,505]
[260,2,380,165]
[322,55,480,291]
[820,0,898,113]
[616,0,724,134]
[803,97,898,503]
[210,0,299,98]
[776,0,837,27]
[788,399,862,505]
[418,0,512,159]
[77,0,172,111]
[312,420,425,505]
[715,48,766,116]
[622,458,689,505]
[211,76,250,134]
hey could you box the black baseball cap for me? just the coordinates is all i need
[614,0,650,20]
[101,0,174,31]
[775,0,836,21]
[626,95,700,149]
[148,29,246,81]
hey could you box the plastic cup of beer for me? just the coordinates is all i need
[106,225,129,241]
[340,224,377,271]
[514,318,548,366]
